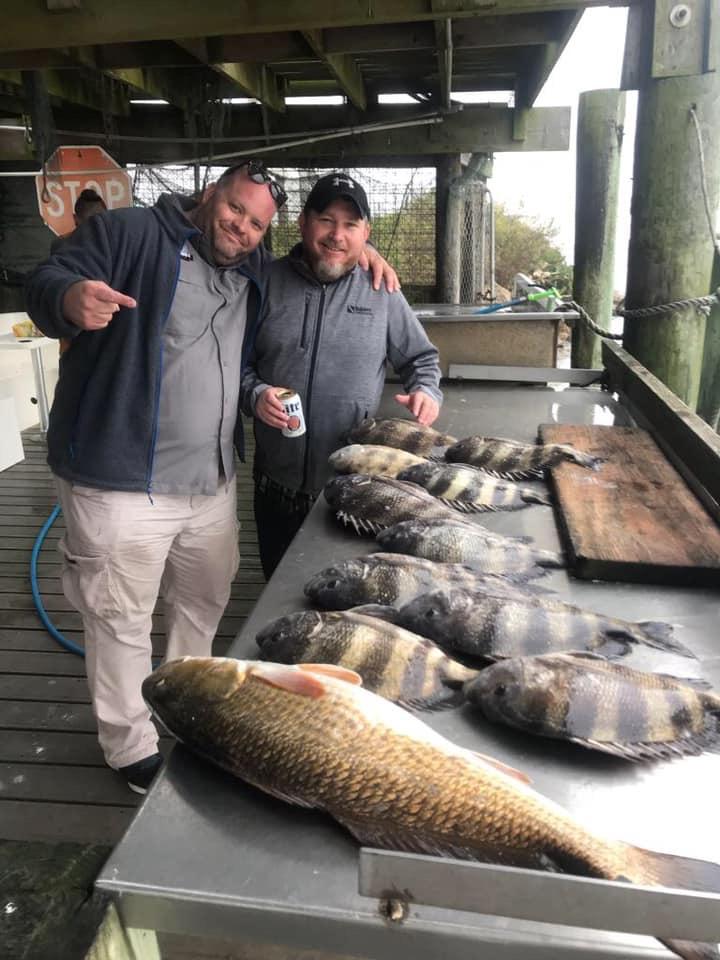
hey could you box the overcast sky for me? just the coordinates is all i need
[490,5,634,292]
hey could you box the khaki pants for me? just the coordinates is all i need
[55,477,240,769]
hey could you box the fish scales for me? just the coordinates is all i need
[376,519,565,576]
[143,658,720,960]
[442,436,599,479]
[465,654,720,761]
[304,553,526,611]
[388,588,693,663]
[348,418,457,456]
[324,474,471,536]
[329,444,428,478]
[396,462,551,513]
[255,609,476,710]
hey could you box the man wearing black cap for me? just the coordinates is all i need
[241,172,443,578]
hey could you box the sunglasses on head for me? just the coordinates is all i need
[223,159,288,209]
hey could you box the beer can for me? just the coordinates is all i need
[277,388,306,438]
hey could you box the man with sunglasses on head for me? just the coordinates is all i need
[241,172,442,578]
[25,160,398,795]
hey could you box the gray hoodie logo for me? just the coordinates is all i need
[347,305,373,315]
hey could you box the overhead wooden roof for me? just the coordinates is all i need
[0,2,629,165]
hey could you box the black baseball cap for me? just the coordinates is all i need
[304,173,371,220]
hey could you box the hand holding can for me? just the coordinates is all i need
[276,388,306,438]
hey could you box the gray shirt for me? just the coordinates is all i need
[151,239,249,494]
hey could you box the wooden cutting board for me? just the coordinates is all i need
[539,423,720,585]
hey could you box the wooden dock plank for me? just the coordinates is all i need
[0,802,135,843]
[540,424,720,584]
[0,762,140,804]
[0,730,108,765]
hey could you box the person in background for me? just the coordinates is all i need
[25,161,398,795]
[51,188,107,253]
[241,172,442,578]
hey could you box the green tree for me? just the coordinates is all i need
[494,203,571,294]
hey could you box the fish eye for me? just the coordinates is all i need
[424,607,438,619]
[494,684,507,697]
[325,579,340,590]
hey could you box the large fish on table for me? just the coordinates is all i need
[387,587,696,663]
[441,435,600,479]
[329,444,428,478]
[255,609,477,710]
[348,417,457,456]
[324,473,471,535]
[396,461,552,512]
[304,552,530,610]
[143,658,720,960]
[465,652,720,761]
[377,518,564,577]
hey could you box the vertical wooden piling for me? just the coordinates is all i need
[624,71,720,407]
[436,155,462,303]
[697,251,720,431]
[572,89,625,369]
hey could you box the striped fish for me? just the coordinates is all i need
[441,435,600,479]
[376,518,565,577]
[255,609,478,711]
[348,417,458,456]
[465,652,720,761]
[396,461,551,512]
[304,552,530,610]
[324,473,474,536]
[389,587,696,663]
[329,444,428,478]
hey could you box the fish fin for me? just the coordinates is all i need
[655,673,713,691]
[594,636,633,658]
[659,939,720,960]
[402,688,467,712]
[470,751,533,785]
[636,621,697,659]
[348,603,402,623]
[297,663,364,686]
[562,650,610,662]
[249,662,328,698]
[440,497,493,514]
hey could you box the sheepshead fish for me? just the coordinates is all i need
[348,417,457,456]
[329,444,428,478]
[304,552,529,610]
[143,658,720,960]
[465,652,720,761]
[377,518,565,577]
[324,473,471,536]
[396,461,552,512]
[255,609,477,710]
[441,435,600,479]
[392,587,696,663]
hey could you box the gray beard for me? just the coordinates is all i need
[312,257,354,283]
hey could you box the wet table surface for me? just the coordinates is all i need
[97,382,720,960]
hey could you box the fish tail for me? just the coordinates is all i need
[636,621,697,659]
[536,550,566,568]
[625,844,720,894]
[566,449,603,470]
[521,489,553,506]
[660,940,720,960]
[429,444,450,461]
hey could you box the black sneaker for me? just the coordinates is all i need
[119,753,163,795]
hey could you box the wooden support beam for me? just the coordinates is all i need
[571,88,625,369]
[434,18,453,110]
[514,9,580,109]
[0,68,129,115]
[325,13,565,55]
[624,69,720,408]
[175,39,285,113]
[0,2,643,53]
[301,29,366,111]
[105,68,191,111]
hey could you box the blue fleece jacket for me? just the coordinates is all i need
[25,194,269,492]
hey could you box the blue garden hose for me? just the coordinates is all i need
[30,504,85,657]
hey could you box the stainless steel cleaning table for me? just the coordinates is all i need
[97,381,720,959]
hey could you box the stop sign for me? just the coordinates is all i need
[35,145,133,237]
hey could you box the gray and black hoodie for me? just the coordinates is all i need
[240,244,442,497]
